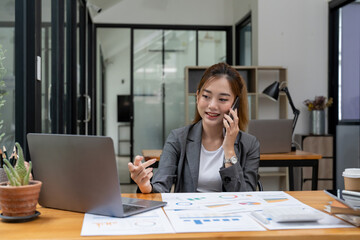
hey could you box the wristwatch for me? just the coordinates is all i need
[224,156,238,165]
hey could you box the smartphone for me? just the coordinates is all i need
[224,97,239,132]
[229,96,239,120]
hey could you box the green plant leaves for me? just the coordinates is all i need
[2,143,31,186]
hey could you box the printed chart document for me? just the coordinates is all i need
[162,192,271,232]
[81,208,174,236]
[161,191,354,232]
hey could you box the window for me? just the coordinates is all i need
[0,0,15,148]
[338,3,360,122]
[236,13,252,66]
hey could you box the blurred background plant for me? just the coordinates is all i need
[303,96,333,111]
[0,44,8,142]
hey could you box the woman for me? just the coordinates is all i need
[128,62,260,193]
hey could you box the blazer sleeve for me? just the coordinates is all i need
[219,134,260,191]
[150,130,181,193]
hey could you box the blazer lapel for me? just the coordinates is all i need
[185,121,203,190]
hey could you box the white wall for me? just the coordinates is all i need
[233,0,329,135]
[258,0,329,135]
[94,0,234,25]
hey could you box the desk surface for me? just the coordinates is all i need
[1,191,359,240]
[260,150,322,160]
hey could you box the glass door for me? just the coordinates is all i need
[97,27,131,183]
[163,30,196,137]
[133,29,226,156]
[41,31,51,133]
[41,0,91,135]
[41,0,67,134]
[41,0,51,133]
[198,30,226,65]
[133,29,163,156]
[0,0,16,148]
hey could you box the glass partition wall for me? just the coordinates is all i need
[133,29,163,157]
[163,30,197,137]
[133,29,197,157]
[4,0,93,155]
[40,0,92,136]
[198,31,226,65]
[41,0,51,133]
[0,0,15,149]
[96,26,229,183]
[97,28,131,183]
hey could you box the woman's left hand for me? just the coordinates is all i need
[222,108,239,159]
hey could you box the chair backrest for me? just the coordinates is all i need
[257,180,264,191]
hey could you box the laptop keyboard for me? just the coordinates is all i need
[123,204,146,213]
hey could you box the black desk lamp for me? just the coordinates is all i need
[262,81,300,150]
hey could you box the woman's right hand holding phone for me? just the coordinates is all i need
[128,155,156,193]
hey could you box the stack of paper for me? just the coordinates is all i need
[342,190,360,208]
[324,190,360,226]
[325,200,360,216]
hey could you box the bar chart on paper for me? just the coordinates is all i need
[164,210,265,232]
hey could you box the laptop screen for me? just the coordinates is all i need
[247,119,293,154]
[27,133,166,217]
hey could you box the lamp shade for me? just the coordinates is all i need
[262,81,280,101]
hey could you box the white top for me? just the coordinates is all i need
[196,144,224,192]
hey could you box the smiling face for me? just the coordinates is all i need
[196,76,236,128]
[193,62,249,131]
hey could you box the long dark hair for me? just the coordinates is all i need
[193,62,249,131]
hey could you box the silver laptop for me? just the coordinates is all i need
[27,133,166,218]
[247,119,293,154]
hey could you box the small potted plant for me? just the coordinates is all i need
[303,96,333,135]
[0,142,42,219]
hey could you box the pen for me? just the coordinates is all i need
[251,211,269,224]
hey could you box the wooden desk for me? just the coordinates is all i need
[1,191,359,239]
[260,151,322,191]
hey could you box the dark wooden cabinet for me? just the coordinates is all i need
[294,134,333,190]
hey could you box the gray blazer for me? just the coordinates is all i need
[151,121,260,193]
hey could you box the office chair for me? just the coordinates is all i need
[257,180,264,191]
